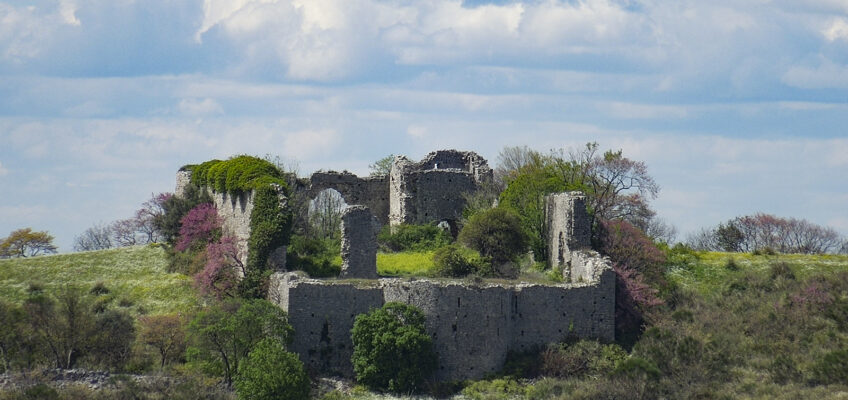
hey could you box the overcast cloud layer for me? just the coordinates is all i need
[0,0,846,251]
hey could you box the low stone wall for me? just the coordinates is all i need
[269,269,614,381]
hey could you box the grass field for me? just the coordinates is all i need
[666,251,848,295]
[0,244,198,315]
[377,250,436,276]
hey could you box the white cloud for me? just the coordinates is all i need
[178,98,224,116]
[605,102,689,119]
[782,58,848,89]
[407,125,427,138]
[823,18,848,41]
[0,161,8,176]
[282,129,339,159]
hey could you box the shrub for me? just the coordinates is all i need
[458,208,527,271]
[175,204,221,252]
[351,302,436,393]
[139,313,186,368]
[235,338,310,400]
[187,299,293,387]
[89,309,136,371]
[810,349,848,385]
[541,340,627,378]
[378,224,452,252]
[432,244,480,278]
[461,378,525,400]
[154,185,212,246]
[286,235,341,278]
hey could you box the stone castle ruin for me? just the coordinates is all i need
[175,150,614,381]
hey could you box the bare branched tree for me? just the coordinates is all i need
[73,224,113,252]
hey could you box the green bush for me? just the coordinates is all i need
[286,235,340,278]
[810,349,848,385]
[541,340,627,378]
[431,244,485,278]
[458,208,527,272]
[235,338,310,400]
[378,224,452,252]
[461,378,525,400]
[351,302,436,393]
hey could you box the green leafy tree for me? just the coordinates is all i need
[369,154,394,176]
[153,186,212,246]
[458,208,527,271]
[187,299,293,387]
[235,338,310,400]
[24,286,95,369]
[351,302,436,393]
[0,228,58,258]
[89,309,136,370]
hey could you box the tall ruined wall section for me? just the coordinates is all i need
[175,171,286,270]
[389,150,493,227]
[545,192,592,281]
[269,270,614,381]
[306,172,389,225]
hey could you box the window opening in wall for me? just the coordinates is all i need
[452,323,457,332]
[457,297,461,307]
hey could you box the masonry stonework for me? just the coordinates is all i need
[269,269,614,381]
[389,150,493,228]
[339,206,380,279]
[545,192,592,281]
[305,172,390,225]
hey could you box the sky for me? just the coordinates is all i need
[0,0,847,252]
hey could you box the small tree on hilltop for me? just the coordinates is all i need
[351,302,436,393]
[0,228,58,258]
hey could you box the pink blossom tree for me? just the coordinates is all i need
[175,203,221,252]
[195,236,243,299]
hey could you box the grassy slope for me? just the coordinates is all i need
[377,251,435,276]
[667,251,848,295]
[0,245,197,315]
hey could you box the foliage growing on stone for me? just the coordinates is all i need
[0,228,57,258]
[242,183,293,298]
[235,338,310,400]
[351,302,436,393]
[183,156,286,194]
[368,154,394,176]
[187,299,293,387]
[377,223,452,252]
[458,207,527,268]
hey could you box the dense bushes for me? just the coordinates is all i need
[431,244,489,278]
[235,338,310,400]
[377,224,452,252]
[285,235,340,278]
[351,302,436,393]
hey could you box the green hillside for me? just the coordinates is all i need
[0,244,197,315]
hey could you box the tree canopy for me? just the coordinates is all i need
[0,228,58,258]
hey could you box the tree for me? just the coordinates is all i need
[153,186,212,246]
[139,313,186,368]
[0,228,58,258]
[110,218,140,247]
[24,286,95,369]
[235,338,310,400]
[135,193,169,244]
[195,236,243,299]
[498,143,660,262]
[73,223,114,252]
[89,309,136,370]
[351,302,436,393]
[187,299,293,387]
[175,203,221,252]
[0,301,26,372]
[458,207,527,271]
[308,189,346,240]
[369,154,394,176]
[688,214,845,254]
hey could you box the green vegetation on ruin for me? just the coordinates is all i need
[0,244,197,316]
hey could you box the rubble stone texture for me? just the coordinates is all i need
[545,192,592,281]
[339,205,380,279]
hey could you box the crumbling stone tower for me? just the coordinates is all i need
[339,205,380,279]
[389,150,492,231]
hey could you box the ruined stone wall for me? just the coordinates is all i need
[268,271,614,381]
[340,206,380,279]
[545,192,592,278]
[174,171,286,270]
[306,171,389,224]
[389,150,493,227]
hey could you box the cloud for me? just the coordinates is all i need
[282,129,340,159]
[178,98,224,116]
[0,161,8,176]
[823,17,848,41]
[782,58,848,89]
